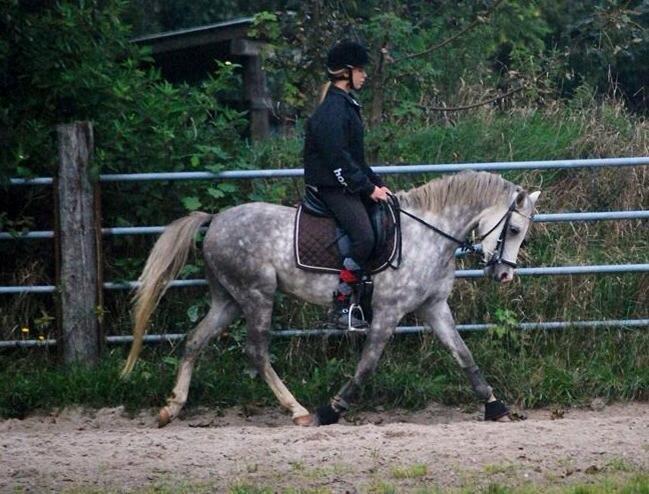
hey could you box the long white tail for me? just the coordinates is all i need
[120,211,213,377]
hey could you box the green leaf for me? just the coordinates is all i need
[207,187,225,199]
[162,356,179,368]
[187,305,201,323]
[181,196,201,211]
[217,182,238,193]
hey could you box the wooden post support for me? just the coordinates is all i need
[231,38,271,141]
[245,55,271,141]
[55,121,101,365]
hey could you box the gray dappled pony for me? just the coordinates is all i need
[121,171,540,427]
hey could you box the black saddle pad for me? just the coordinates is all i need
[294,201,400,274]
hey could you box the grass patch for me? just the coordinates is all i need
[54,474,649,492]
[391,463,428,479]
[1,326,648,418]
[605,458,638,474]
[483,463,518,476]
[366,480,398,494]
[469,474,649,493]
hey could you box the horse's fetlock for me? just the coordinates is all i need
[464,365,493,401]
[167,395,186,408]
[331,395,350,414]
[475,384,493,401]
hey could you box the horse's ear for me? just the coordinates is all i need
[515,190,541,208]
[528,190,541,206]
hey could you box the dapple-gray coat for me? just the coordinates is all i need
[121,171,540,427]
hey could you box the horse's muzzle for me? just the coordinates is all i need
[484,264,515,283]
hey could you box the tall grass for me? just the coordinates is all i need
[1,325,647,418]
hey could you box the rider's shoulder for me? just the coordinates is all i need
[313,93,350,121]
[324,87,357,106]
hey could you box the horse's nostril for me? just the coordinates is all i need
[500,272,511,282]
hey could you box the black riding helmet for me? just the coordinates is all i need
[326,40,369,70]
[326,40,369,90]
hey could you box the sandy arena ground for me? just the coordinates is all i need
[1,402,648,493]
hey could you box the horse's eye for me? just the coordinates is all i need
[509,226,520,235]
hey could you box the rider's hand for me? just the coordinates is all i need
[370,185,389,202]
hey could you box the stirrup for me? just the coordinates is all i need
[345,303,368,331]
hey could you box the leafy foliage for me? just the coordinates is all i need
[0,0,247,181]
[249,0,647,128]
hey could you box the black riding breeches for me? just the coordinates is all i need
[317,187,375,269]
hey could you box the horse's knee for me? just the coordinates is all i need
[464,365,493,401]
[245,341,268,370]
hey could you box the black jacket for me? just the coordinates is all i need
[303,86,384,195]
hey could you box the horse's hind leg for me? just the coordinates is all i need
[159,290,240,427]
[241,295,310,421]
[304,307,400,426]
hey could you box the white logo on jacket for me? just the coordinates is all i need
[333,168,348,186]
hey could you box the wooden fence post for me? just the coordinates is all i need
[231,39,270,141]
[55,121,101,365]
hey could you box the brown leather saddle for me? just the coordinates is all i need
[294,186,401,274]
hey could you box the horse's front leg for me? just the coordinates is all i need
[298,309,400,427]
[417,300,510,421]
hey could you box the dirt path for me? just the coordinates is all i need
[1,402,647,493]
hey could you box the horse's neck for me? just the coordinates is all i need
[400,175,513,251]
[404,198,493,256]
[409,202,484,243]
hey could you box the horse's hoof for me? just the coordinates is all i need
[484,399,510,421]
[315,404,341,425]
[158,407,172,428]
[293,414,318,427]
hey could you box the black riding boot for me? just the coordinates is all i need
[329,292,367,330]
[329,267,368,330]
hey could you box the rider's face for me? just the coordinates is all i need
[351,67,367,89]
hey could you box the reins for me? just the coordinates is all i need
[389,193,476,253]
[390,193,525,267]
[396,203,475,252]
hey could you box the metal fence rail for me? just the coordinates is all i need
[2,210,648,240]
[2,263,648,294]
[3,318,648,349]
[2,156,648,348]
[9,156,649,186]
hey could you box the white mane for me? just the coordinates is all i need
[397,171,518,213]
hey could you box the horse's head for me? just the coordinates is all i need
[477,188,540,283]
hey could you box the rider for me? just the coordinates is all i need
[303,39,391,328]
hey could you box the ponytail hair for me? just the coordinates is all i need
[318,67,349,104]
[318,82,332,104]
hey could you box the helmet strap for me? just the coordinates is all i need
[347,66,356,91]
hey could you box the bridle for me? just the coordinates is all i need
[480,200,521,269]
[393,194,533,269]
